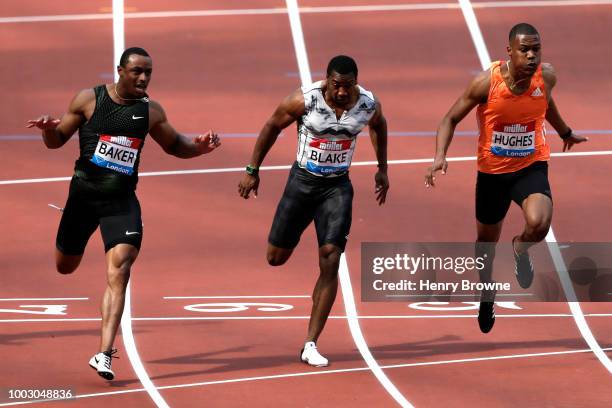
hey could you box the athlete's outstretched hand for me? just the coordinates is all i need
[425,156,448,187]
[194,130,221,154]
[562,132,588,152]
[26,116,60,130]
[375,170,389,205]
[238,174,260,199]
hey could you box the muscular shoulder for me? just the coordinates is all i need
[468,69,491,103]
[148,99,167,126]
[541,62,557,89]
[69,88,96,112]
[281,87,306,118]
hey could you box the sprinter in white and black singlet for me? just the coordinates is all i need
[238,55,389,367]
[27,47,220,380]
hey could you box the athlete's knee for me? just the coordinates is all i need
[318,245,341,278]
[107,245,138,282]
[319,245,341,261]
[267,254,286,266]
[267,247,291,266]
[56,262,77,275]
[55,252,81,274]
[525,214,551,241]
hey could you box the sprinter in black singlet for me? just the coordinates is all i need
[27,47,220,380]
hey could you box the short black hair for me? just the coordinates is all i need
[327,55,358,78]
[509,23,539,43]
[119,47,150,67]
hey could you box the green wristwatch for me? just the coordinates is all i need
[246,164,259,176]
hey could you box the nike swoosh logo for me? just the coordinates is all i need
[95,357,99,363]
[125,231,141,236]
[132,115,144,120]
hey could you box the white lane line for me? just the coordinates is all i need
[3,1,612,24]
[3,150,612,186]
[545,229,612,373]
[458,0,612,374]
[112,0,124,73]
[2,313,612,323]
[112,1,169,407]
[338,255,413,407]
[121,284,169,408]
[286,0,312,87]
[0,297,88,301]
[457,0,490,69]
[163,295,311,299]
[286,2,412,406]
[1,346,609,407]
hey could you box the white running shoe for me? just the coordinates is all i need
[300,341,329,367]
[88,349,118,380]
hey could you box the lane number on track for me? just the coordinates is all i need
[0,305,68,315]
[408,302,522,311]
[184,303,294,313]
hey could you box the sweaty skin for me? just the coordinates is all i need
[27,53,220,357]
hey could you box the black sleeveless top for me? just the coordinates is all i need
[75,85,149,193]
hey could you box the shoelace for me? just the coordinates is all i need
[102,349,119,370]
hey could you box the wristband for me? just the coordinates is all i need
[560,128,572,140]
[246,164,259,176]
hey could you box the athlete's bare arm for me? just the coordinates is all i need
[425,71,491,187]
[238,88,306,199]
[27,89,95,149]
[541,63,588,152]
[148,100,220,159]
[368,100,389,205]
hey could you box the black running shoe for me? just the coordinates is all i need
[478,289,496,334]
[513,236,534,289]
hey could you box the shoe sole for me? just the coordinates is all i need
[98,371,115,380]
[89,360,115,380]
[299,348,329,367]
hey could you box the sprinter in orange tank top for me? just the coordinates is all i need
[424,23,587,333]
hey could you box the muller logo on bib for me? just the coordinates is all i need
[491,122,536,158]
[305,137,354,176]
[109,136,135,148]
[91,134,142,175]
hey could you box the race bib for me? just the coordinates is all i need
[490,122,535,157]
[304,137,354,175]
[90,134,142,175]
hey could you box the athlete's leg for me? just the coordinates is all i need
[55,250,83,274]
[475,169,511,283]
[99,243,139,352]
[511,162,553,253]
[266,245,293,266]
[55,178,99,274]
[306,244,341,343]
[514,193,552,253]
[308,177,352,343]
[97,192,143,353]
[267,166,315,266]
[474,171,510,333]
[476,221,503,283]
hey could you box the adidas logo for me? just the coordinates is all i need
[531,87,543,97]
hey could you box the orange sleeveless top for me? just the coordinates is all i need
[476,61,550,174]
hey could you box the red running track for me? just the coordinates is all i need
[1,1,612,407]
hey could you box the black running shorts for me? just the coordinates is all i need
[56,176,143,255]
[268,162,353,251]
[476,160,552,225]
